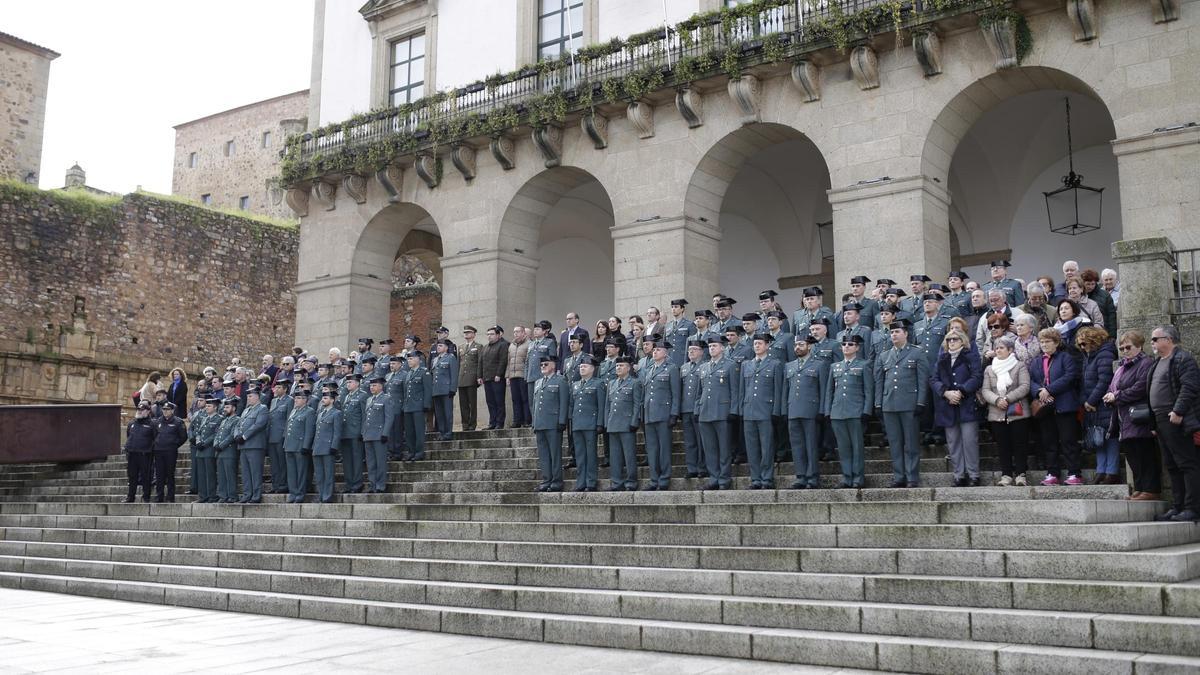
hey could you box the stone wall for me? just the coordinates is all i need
[0,182,300,409]
[389,283,442,344]
[172,90,308,221]
[0,33,57,183]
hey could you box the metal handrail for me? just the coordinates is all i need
[1171,248,1200,316]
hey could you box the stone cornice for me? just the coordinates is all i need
[440,248,539,271]
[1110,124,1200,157]
[611,215,722,243]
[293,272,395,294]
[827,175,951,207]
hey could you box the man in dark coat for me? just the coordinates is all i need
[1149,325,1200,522]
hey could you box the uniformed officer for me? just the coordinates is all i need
[214,399,241,503]
[808,316,842,462]
[401,351,432,461]
[945,271,972,316]
[836,302,875,361]
[236,387,269,503]
[792,287,834,340]
[872,303,906,353]
[526,320,557,409]
[635,336,656,378]
[900,275,932,317]
[914,292,951,445]
[361,374,395,492]
[151,402,187,502]
[561,334,587,467]
[458,327,482,432]
[356,338,375,373]
[431,339,459,441]
[982,259,1026,307]
[309,363,333,411]
[222,379,245,415]
[874,319,929,488]
[741,333,784,489]
[359,356,377,386]
[641,340,681,491]
[740,313,761,340]
[376,338,394,373]
[569,355,606,491]
[714,297,739,334]
[312,390,342,503]
[696,336,741,490]
[785,335,828,489]
[605,355,643,491]
[186,395,209,496]
[338,373,368,492]
[385,357,407,459]
[679,339,707,479]
[758,290,791,334]
[531,356,569,492]
[882,288,911,327]
[690,309,719,343]
[824,335,874,488]
[724,325,752,465]
[266,378,293,494]
[193,398,222,503]
[665,299,695,367]
[765,311,794,364]
[123,401,156,503]
[282,390,316,503]
[836,276,879,332]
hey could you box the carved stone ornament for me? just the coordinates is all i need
[451,144,477,181]
[790,60,821,102]
[980,19,1019,70]
[1066,0,1098,40]
[912,31,943,77]
[490,136,516,170]
[375,164,403,202]
[342,173,368,204]
[532,125,563,168]
[414,154,440,188]
[312,179,337,210]
[850,45,880,90]
[675,88,704,128]
[581,113,609,149]
[726,74,761,125]
[1151,0,1180,22]
[627,100,655,139]
[285,186,309,217]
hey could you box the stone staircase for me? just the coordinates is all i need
[2,428,1200,673]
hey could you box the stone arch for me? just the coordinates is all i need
[395,228,444,287]
[497,165,612,255]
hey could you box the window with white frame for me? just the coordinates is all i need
[537,0,583,60]
[389,33,426,106]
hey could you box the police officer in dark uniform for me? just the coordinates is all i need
[874,319,930,488]
[679,338,707,479]
[532,356,570,492]
[283,389,316,503]
[401,351,432,462]
[569,355,606,492]
[696,336,740,490]
[785,335,828,489]
[825,334,874,488]
[945,271,972,316]
[338,373,367,492]
[642,339,681,491]
[151,402,187,502]
[665,299,695,367]
[123,401,156,503]
[605,356,643,491]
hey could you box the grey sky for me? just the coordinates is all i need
[6,0,313,194]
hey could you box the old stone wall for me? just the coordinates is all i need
[389,283,443,344]
[0,33,56,183]
[0,182,299,409]
[172,90,308,221]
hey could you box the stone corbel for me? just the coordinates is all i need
[532,125,563,168]
[414,154,440,189]
[850,45,880,90]
[451,144,477,181]
[375,164,403,202]
[312,179,337,211]
[980,18,1019,69]
[342,174,368,204]
[727,74,761,125]
[490,136,516,170]
[581,113,609,149]
[284,186,310,217]
[675,88,704,128]
[790,60,821,102]
[912,31,943,77]
[627,101,655,139]
[1151,0,1180,22]
[1066,0,1098,40]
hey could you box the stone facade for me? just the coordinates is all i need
[172,90,309,221]
[0,31,58,184]
[0,182,299,409]
[389,283,442,343]
[291,0,1200,354]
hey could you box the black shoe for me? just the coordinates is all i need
[1170,509,1200,522]
[122,497,135,503]
[789,480,806,489]
[644,484,658,491]
[700,481,719,491]
[838,482,854,489]
[609,485,625,492]
[953,476,969,488]
[658,484,670,491]
[889,480,907,488]
[1156,508,1181,522]
[908,483,921,489]
[749,483,763,490]
[548,485,563,493]
[718,484,731,490]
[699,472,710,478]
[535,485,548,492]
[969,477,982,487]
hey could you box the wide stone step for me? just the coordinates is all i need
[0,569,1195,674]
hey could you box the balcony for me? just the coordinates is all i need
[281,0,1012,187]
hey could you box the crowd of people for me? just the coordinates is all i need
[121,260,1200,520]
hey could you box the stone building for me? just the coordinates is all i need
[0,30,58,184]
[171,90,309,221]
[286,0,1200,353]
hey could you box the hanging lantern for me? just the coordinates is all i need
[1044,97,1103,236]
[816,220,833,262]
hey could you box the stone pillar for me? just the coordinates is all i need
[828,175,951,289]
[611,216,720,318]
[440,248,538,332]
[293,273,393,354]
[1111,125,1200,246]
[1112,237,1176,342]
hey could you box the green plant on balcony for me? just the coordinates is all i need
[978,6,1033,63]
[623,65,666,101]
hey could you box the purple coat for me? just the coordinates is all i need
[1108,352,1153,439]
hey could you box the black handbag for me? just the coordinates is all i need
[1083,412,1108,452]
[1129,403,1152,425]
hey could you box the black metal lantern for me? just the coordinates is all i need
[1043,97,1103,236]
[816,220,834,262]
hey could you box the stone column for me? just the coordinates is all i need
[439,248,538,333]
[1112,237,1177,342]
[1111,125,1200,246]
[611,215,721,318]
[828,175,951,290]
[293,273,394,354]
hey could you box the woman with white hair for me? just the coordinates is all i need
[1018,282,1054,331]
[979,335,1032,486]
[1012,314,1043,366]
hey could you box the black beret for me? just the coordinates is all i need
[885,288,907,297]
[406,351,424,359]
[162,402,177,410]
[604,338,622,347]
[380,338,395,344]
[804,334,821,344]
[578,355,598,366]
[651,340,671,349]
[361,355,377,363]
[538,355,554,364]
[921,293,941,302]
[724,325,746,335]
[347,373,363,381]
[877,278,897,286]
[715,299,733,309]
[293,389,310,399]
[357,337,374,345]
[687,339,707,349]
[766,310,786,320]
[890,319,913,329]
[369,375,387,383]
[568,333,584,342]
[536,320,552,331]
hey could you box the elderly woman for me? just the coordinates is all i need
[1078,326,1120,484]
[1012,314,1042,366]
[1019,282,1054,331]
[1065,278,1104,329]
[979,336,1032,486]
[980,314,1018,367]
[1030,328,1084,486]
[931,328,983,486]
[1103,330,1158,500]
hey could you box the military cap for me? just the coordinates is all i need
[721,296,738,305]
[361,355,377,364]
[670,298,688,307]
[889,319,914,329]
[948,270,970,280]
[724,325,746,335]
[320,391,336,399]
[204,397,220,405]
[850,275,871,285]
[256,373,271,382]
[246,387,262,396]
[357,337,374,345]
[222,380,236,388]
[604,337,623,347]
[695,309,715,319]
[910,274,932,283]
[921,293,941,302]
[990,260,1011,268]
[438,338,455,348]
[877,278,897,287]
[809,317,832,326]
[928,284,949,294]
[715,299,733,309]
[686,339,707,349]
[222,399,237,408]
[303,355,319,364]
[804,334,821,344]
[884,288,907,297]
[321,381,339,389]
[294,389,310,399]
[271,379,289,389]
[615,355,635,365]
[741,312,762,322]
[490,325,504,333]
[137,400,152,410]
[369,375,387,384]
[380,338,395,345]
[842,302,864,312]
[346,373,363,381]
[568,333,584,342]
[651,339,671,350]
[765,310,786,320]
[879,303,900,314]
[705,335,727,345]
[751,333,774,343]
[794,334,807,343]
[802,286,824,297]
[536,320,552,331]
[538,355,554,364]
[436,326,450,334]
[299,380,313,390]
[345,359,357,366]
[463,325,477,333]
[317,362,333,370]
[405,335,422,344]
[406,351,424,360]
[758,290,779,300]
[841,334,865,345]
[578,355,598,366]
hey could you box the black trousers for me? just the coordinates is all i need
[990,419,1029,477]
[153,449,178,499]
[1039,412,1081,478]
[126,452,152,500]
[484,379,506,427]
[1155,412,1200,511]
[1122,436,1162,494]
[509,378,530,425]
